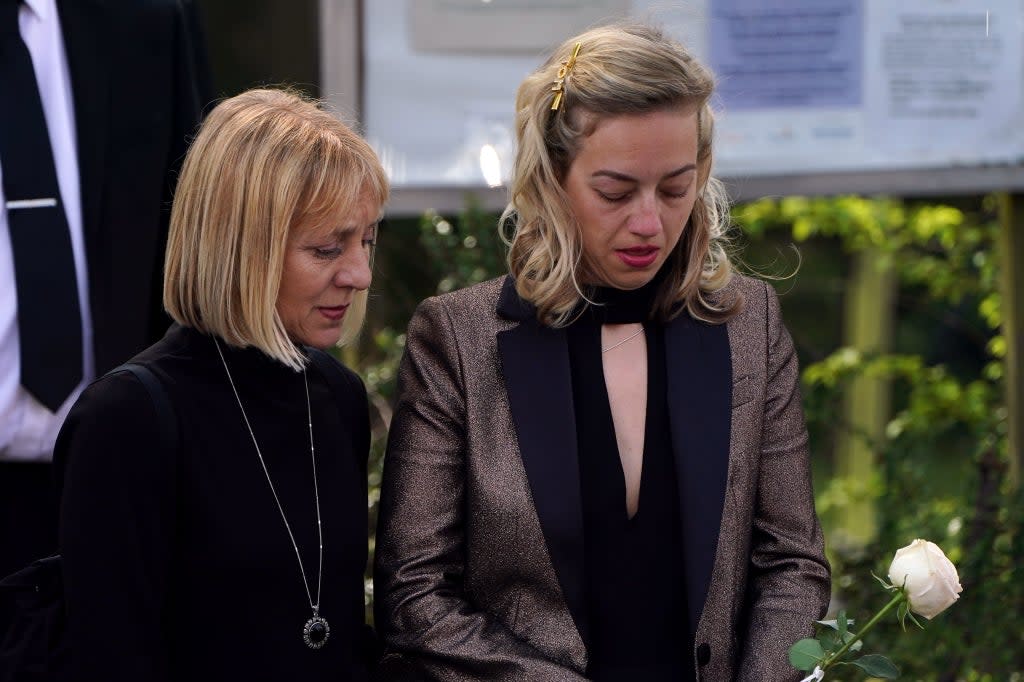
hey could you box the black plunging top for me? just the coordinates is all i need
[567,279,695,681]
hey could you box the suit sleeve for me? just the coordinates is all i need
[57,373,176,682]
[737,282,831,681]
[374,297,588,681]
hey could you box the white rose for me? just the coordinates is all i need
[887,539,963,619]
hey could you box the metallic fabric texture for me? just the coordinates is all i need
[374,274,830,681]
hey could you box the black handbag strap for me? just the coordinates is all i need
[113,363,178,452]
[50,362,178,528]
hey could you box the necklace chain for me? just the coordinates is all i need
[214,338,323,614]
[601,326,644,353]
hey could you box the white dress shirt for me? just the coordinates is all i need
[0,0,93,462]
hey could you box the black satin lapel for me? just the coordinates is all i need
[57,0,110,270]
[665,314,731,636]
[497,320,589,644]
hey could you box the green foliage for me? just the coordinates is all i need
[735,194,1022,680]
[418,198,507,295]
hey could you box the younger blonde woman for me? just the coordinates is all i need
[375,22,830,681]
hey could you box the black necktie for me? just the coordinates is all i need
[0,0,83,412]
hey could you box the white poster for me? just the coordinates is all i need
[708,0,868,174]
[864,0,1024,165]
[359,0,1024,191]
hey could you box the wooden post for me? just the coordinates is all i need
[320,0,362,120]
[998,193,1023,490]
[834,249,896,548]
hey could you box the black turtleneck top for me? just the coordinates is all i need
[57,324,371,682]
[566,277,695,681]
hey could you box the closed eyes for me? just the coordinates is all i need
[598,191,630,203]
[310,223,378,259]
[313,246,343,260]
[596,188,689,203]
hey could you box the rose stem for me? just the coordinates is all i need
[824,591,906,668]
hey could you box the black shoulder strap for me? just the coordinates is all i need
[52,363,178,505]
[112,363,178,454]
[11,364,178,583]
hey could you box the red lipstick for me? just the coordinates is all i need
[318,304,349,322]
[616,246,659,268]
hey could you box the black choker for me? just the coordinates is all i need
[581,263,670,324]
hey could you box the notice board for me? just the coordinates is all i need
[356,0,1024,200]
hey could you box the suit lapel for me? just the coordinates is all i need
[57,0,110,272]
[495,279,589,645]
[494,279,733,646]
[665,312,732,636]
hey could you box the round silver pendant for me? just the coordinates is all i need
[303,614,330,649]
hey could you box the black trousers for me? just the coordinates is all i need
[0,461,58,578]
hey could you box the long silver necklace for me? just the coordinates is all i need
[213,338,329,650]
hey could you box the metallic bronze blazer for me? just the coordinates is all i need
[375,274,830,681]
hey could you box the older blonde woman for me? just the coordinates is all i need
[57,89,386,681]
[374,23,830,681]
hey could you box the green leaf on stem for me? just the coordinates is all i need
[871,571,896,592]
[848,654,900,678]
[819,628,864,657]
[788,638,826,671]
[816,617,855,631]
[906,609,924,631]
[817,628,840,653]
[838,610,849,637]
[896,601,925,631]
[897,600,909,631]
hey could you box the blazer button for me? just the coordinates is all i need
[696,642,711,666]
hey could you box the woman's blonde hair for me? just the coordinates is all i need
[503,22,738,326]
[164,88,388,369]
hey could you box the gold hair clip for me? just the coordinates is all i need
[550,42,582,111]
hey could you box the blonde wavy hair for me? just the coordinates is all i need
[164,88,389,369]
[502,22,738,326]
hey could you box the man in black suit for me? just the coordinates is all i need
[0,0,212,577]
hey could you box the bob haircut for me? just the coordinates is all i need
[164,88,389,370]
[502,22,739,327]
